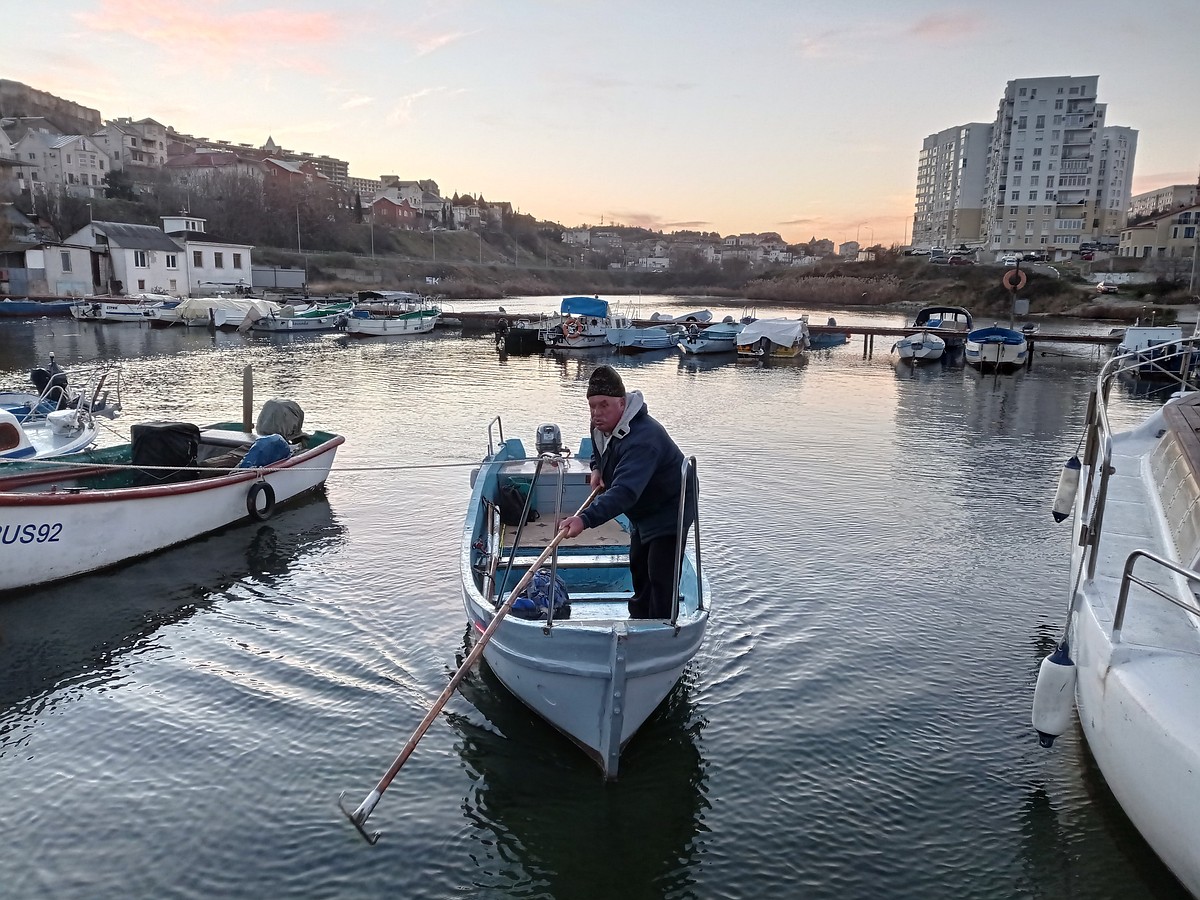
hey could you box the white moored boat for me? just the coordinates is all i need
[540,296,613,349]
[1032,337,1200,896]
[0,385,342,594]
[460,419,708,778]
[964,325,1027,372]
[677,319,744,355]
[0,355,122,462]
[892,331,946,363]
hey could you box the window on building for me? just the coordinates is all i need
[1012,192,1020,200]
[169,279,177,290]
[1014,161,1023,171]
[1018,116,1027,129]
[193,250,203,268]
[1009,206,1018,215]
[1036,115,1045,128]
[1033,148,1042,156]
[1019,88,1027,96]
[134,250,148,268]
[232,253,242,269]
[60,251,72,272]
[214,252,224,269]
[138,279,146,290]
[1012,176,1023,186]
[166,254,177,269]
[1055,99,1063,109]
[1030,192,1038,200]
[66,154,71,164]
[1031,176,1040,186]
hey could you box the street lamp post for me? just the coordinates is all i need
[478,231,483,265]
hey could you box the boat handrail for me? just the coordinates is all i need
[486,416,504,457]
[670,456,701,626]
[1082,336,1200,576]
[1111,549,1200,645]
[541,456,567,633]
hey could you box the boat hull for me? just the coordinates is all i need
[461,435,709,777]
[965,328,1027,372]
[0,429,343,592]
[344,314,438,336]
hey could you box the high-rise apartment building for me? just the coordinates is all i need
[912,123,991,249]
[915,76,1138,256]
[980,75,1136,255]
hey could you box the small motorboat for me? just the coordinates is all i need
[964,326,1028,372]
[1113,324,1199,377]
[540,296,612,349]
[910,305,974,348]
[807,317,849,350]
[677,319,744,355]
[250,301,354,333]
[460,419,708,778]
[0,382,343,593]
[0,355,122,461]
[893,331,946,363]
[606,322,680,351]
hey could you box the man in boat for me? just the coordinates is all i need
[561,365,695,620]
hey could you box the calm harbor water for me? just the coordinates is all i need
[0,297,1189,899]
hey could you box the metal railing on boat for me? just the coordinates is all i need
[1111,549,1200,644]
[1080,336,1200,581]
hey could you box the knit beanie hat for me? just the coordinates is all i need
[587,365,626,398]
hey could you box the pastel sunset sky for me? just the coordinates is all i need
[11,0,1200,246]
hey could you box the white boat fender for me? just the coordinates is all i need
[1032,643,1076,747]
[1051,456,1081,523]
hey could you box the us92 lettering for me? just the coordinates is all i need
[0,523,63,544]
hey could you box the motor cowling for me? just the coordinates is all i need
[536,423,563,455]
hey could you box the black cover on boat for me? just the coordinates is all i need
[256,399,305,441]
[30,368,70,409]
[131,421,201,485]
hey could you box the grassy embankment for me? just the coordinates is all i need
[260,233,1191,324]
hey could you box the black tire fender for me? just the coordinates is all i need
[247,480,276,521]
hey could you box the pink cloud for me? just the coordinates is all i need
[74,0,341,57]
[908,11,987,42]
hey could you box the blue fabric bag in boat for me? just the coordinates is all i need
[510,567,571,620]
[237,433,292,468]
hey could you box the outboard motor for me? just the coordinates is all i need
[535,423,563,455]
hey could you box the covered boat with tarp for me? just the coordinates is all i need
[735,318,809,358]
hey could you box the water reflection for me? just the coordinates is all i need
[0,494,344,717]
[450,634,709,899]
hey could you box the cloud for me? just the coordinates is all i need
[908,11,986,42]
[413,29,477,56]
[74,0,341,62]
[386,87,462,125]
[341,96,374,111]
[664,220,712,229]
[780,217,821,226]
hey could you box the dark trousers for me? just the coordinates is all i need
[628,531,683,620]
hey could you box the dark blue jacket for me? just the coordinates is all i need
[581,393,696,541]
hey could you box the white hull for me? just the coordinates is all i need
[71,300,166,323]
[251,313,346,332]
[344,314,438,336]
[462,434,708,777]
[1044,351,1200,895]
[964,330,1027,371]
[894,332,946,362]
[606,326,680,351]
[0,432,342,592]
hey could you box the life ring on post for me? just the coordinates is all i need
[247,480,276,521]
[1002,268,1028,291]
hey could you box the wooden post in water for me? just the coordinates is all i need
[242,365,253,434]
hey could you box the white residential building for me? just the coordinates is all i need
[65,220,184,295]
[161,215,254,294]
[562,229,591,246]
[10,132,113,199]
[1130,184,1200,220]
[912,123,992,250]
[979,75,1137,257]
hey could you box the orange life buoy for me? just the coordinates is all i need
[563,320,583,339]
[1002,268,1028,291]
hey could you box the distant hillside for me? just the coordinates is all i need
[0,80,102,134]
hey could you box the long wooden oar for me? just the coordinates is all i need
[339,484,600,844]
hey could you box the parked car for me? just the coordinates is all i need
[1000,255,1021,266]
[1080,251,1095,261]
[1096,282,1119,294]
[929,255,952,265]
[948,255,974,265]
[1023,252,1048,262]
